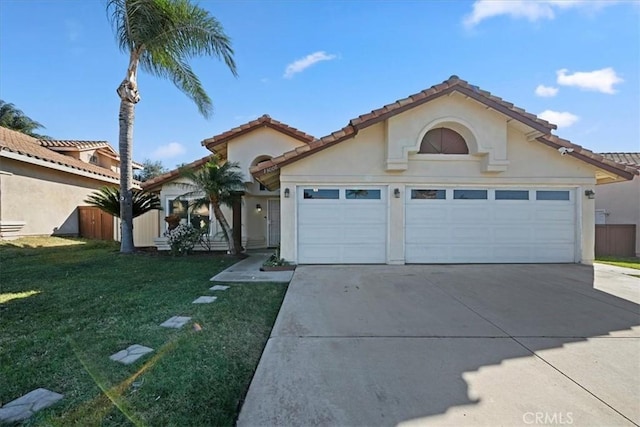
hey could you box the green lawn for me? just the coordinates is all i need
[0,237,286,426]
[595,256,640,270]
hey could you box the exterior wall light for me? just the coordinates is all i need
[584,190,595,199]
[284,188,290,198]
[256,204,262,212]
[394,188,401,198]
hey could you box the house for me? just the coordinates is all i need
[143,76,637,264]
[595,153,640,257]
[0,126,144,240]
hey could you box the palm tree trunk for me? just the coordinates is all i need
[116,52,142,254]
[118,99,135,253]
[210,199,237,255]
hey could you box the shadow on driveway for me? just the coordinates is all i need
[239,264,640,427]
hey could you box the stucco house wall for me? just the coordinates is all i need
[279,95,599,265]
[596,177,640,256]
[149,123,309,250]
[0,157,116,237]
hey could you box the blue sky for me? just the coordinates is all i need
[1,1,638,168]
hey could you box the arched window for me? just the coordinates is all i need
[419,128,469,154]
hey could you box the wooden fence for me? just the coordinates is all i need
[595,224,636,257]
[78,206,114,241]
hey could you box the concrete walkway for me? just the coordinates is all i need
[238,264,640,427]
[210,251,294,283]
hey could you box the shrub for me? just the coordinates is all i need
[164,224,201,256]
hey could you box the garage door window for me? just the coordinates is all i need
[411,189,446,200]
[303,189,339,199]
[495,190,529,200]
[346,189,381,199]
[536,190,570,201]
[454,190,487,200]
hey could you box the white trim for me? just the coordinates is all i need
[1,150,122,185]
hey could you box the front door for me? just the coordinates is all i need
[268,199,281,247]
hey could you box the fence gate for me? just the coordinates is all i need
[595,224,636,257]
[78,206,114,240]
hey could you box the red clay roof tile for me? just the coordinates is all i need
[0,126,122,181]
[250,76,636,186]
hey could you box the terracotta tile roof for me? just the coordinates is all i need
[349,75,556,133]
[38,139,111,150]
[536,136,638,180]
[0,126,122,181]
[141,155,213,190]
[599,152,640,168]
[250,76,637,188]
[201,114,315,157]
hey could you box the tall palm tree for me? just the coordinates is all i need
[85,187,162,219]
[177,157,245,255]
[0,100,49,138]
[107,0,237,253]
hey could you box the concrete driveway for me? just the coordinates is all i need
[238,264,640,427]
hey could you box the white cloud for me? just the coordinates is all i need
[538,110,580,128]
[152,142,186,159]
[283,51,337,79]
[535,85,559,97]
[556,68,623,94]
[464,0,618,28]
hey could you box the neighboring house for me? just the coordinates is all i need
[595,153,640,257]
[143,76,637,264]
[0,126,143,240]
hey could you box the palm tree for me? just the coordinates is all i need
[177,157,245,255]
[85,187,162,219]
[0,100,49,138]
[107,0,237,253]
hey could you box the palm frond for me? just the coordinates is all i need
[107,0,237,118]
[85,187,162,218]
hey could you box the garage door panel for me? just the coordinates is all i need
[405,206,448,222]
[405,244,451,263]
[533,226,575,242]
[451,207,491,221]
[405,187,576,264]
[406,226,450,243]
[494,207,534,222]
[298,207,342,223]
[452,227,491,240]
[341,245,387,263]
[493,227,533,242]
[298,187,386,264]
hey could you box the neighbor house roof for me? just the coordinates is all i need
[599,152,640,168]
[0,126,121,183]
[201,114,315,159]
[251,75,638,188]
[38,139,113,150]
[38,139,143,169]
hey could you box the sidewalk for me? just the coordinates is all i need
[210,251,294,283]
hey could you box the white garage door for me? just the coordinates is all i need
[298,187,387,264]
[405,188,576,263]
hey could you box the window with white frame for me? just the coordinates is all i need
[167,198,211,232]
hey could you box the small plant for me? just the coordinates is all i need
[263,254,290,267]
[164,224,201,256]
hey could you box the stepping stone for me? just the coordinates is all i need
[109,344,153,365]
[0,388,63,423]
[192,296,217,304]
[209,285,230,291]
[160,316,191,329]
